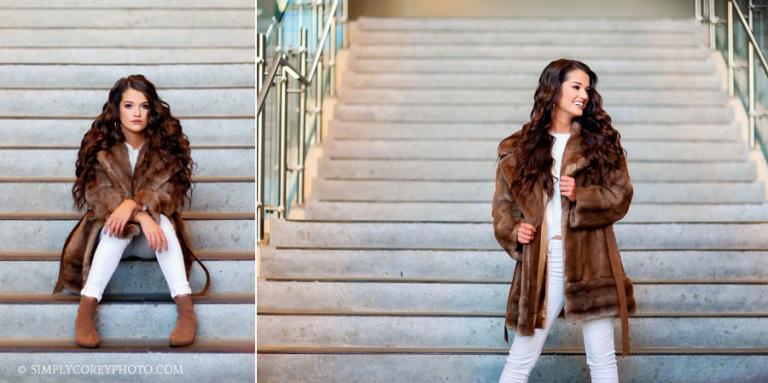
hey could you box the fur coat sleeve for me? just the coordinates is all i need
[492,163,524,261]
[133,161,181,224]
[569,157,633,229]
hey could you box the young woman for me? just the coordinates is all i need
[492,59,636,382]
[53,74,210,348]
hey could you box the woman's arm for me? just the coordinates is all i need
[491,165,525,261]
[568,158,633,229]
[133,176,179,224]
[84,160,129,219]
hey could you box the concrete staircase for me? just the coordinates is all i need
[258,17,768,382]
[0,1,255,381]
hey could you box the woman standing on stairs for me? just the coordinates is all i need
[492,59,635,382]
[52,74,210,348]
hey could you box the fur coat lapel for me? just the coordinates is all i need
[497,120,589,225]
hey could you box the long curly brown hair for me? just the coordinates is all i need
[72,74,195,210]
[498,58,626,198]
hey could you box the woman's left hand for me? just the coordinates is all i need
[104,199,137,237]
[560,176,577,201]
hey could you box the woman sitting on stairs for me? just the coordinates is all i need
[492,58,635,382]
[52,74,210,348]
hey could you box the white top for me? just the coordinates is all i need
[546,133,570,239]
[124,141,143,176]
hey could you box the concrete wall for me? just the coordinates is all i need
[350,0,694,19]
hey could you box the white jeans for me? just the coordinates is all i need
[80,214,192,301]
[499,239,619,383]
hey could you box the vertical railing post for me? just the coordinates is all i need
[330,6,337,97]
[748,0,756,148]
[315,0,325,144]
[298,28,308,205]
[343,0,349,48]
[728,0,735,97]
[278,64,289,218]
[257,33,267,242]
[696,0,703,22]
[710,0,717,49]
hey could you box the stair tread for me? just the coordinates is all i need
[0,211,254,220]
[0,292,253,303]
[258,344,768,355]
[0,250,253,261]
[0,338,254,353]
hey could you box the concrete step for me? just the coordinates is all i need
[0,118,253,146]
[258,353,768,383]
[0,0,253,8]
[0,9,254,28]
[333,105,733,123]
[0,259,253,294]
[353,30,702,47]
[303,202,768,222]
[349,57,718,74]
[350,45,710,60]
[257,314,768,349]
[5,350,256,383]
[0,89,254,117]
[258,280,768,314]
[0,219,254,251]
[356,17,699,33]
[0,48,254,64]
[267,220,768,250]
[343,72,721,90]
[327,121,738,141]
[0,64,253,88]
[257,280,768,314]
[0,182,254,212]
[260,248,768,282]
[335,88,729,106]
[311,179,764,203]
[0,29,252,48]
[3,342,253,383]
[324,140,746,161]
[0,148,254,177]
[318,159,755,182]
[2,299,253,340]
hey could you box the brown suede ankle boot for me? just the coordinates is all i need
[169,294,196,347]
[75,296,100,348]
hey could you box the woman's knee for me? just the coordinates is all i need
[158,214,176,232]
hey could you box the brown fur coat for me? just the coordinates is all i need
[53,142,210,297]
[492,120,636,355]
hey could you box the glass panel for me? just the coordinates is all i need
[734,20,750,109]
[258,0,345,219]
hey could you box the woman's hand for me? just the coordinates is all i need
[103,199,137,237]
[517,223,536,244]
[135,212,168,252]
[560,175,577,202]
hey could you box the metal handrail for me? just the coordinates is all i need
[257,0,340,113]
[698,0,768,151]
[257,56,308,114]
[732,0,768,76]
[257,0,346,242]
[307,0,340,82]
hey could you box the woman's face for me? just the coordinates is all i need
[119,87,150,134]
[555,69,590,118]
